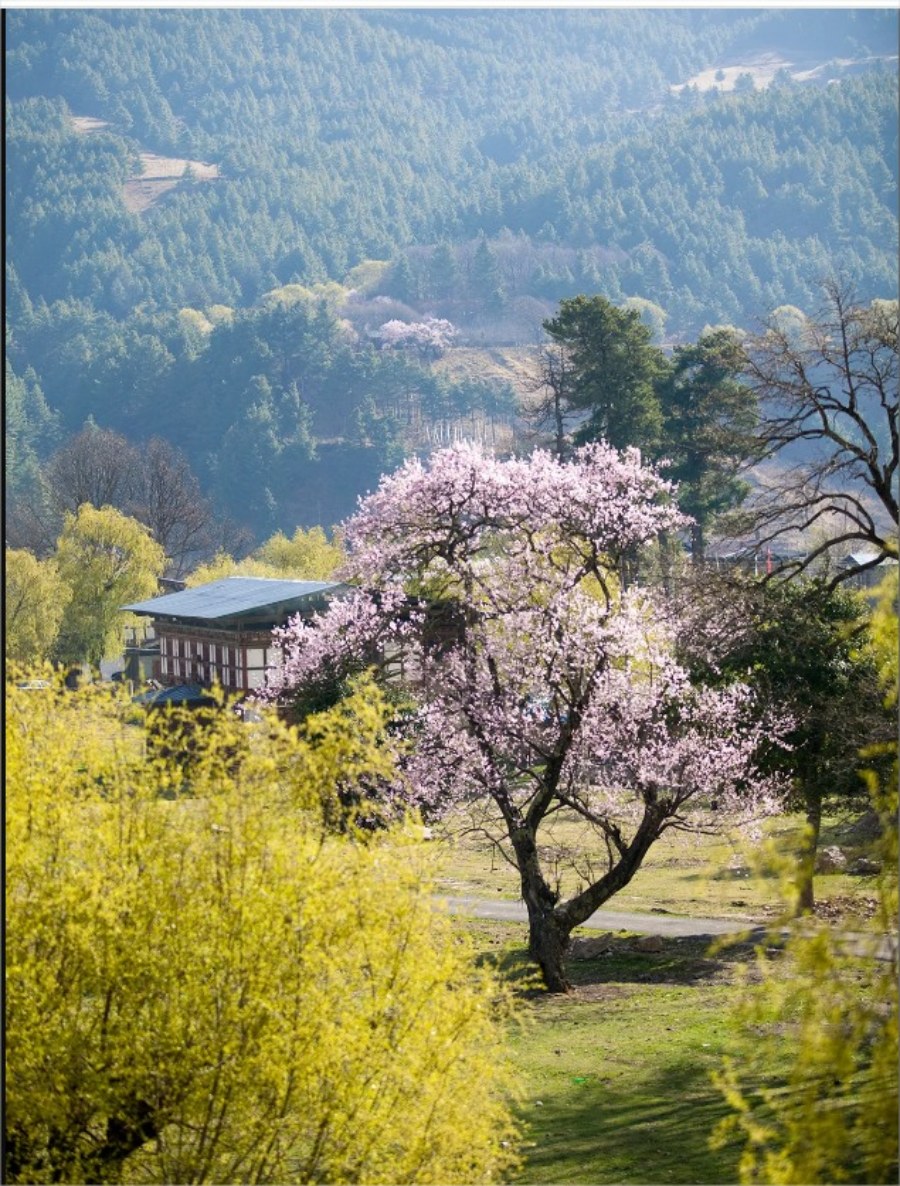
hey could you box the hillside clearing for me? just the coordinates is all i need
[69,114,219,212]
[672,49,898,94]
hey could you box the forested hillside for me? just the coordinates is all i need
[5,7,898,540]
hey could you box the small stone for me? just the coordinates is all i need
[570,934,615,960]
[850,858,882,876]
[633,935,664,953]
[815,846,848,873]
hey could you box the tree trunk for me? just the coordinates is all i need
[795,789,822,915]
[690,521,705,565]
[513,805,664,993]
[526,902,572,993]
[512,825,573,992]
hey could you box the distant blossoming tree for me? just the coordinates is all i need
[263,444,785,991]
[376,316,458,359]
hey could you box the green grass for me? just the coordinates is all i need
[447,803,890,1185]
[433,808,883,927]
[456,917,784,1185]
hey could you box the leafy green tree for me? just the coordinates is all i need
[677,573,894,912]
[4,548,71,664]
[542,294,667,452]
[656,327,758,560]
[53,505,166,668]
[5,676,520,1184]
[386,253,419,304]
[5,361,58,500]
[427,242,459,301]
[471,236,505,311]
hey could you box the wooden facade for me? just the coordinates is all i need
[122,577,348,696]
[155,623,277,692]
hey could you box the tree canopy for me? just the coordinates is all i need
[262,444,785,991]
[4,548,71,665]
[53,504,166,667]
[542,295,666,453]
[656,327,758,559]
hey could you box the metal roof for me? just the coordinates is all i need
[842,550,896,569]
[123,577,346,622]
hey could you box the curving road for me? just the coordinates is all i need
[437,894,762,938]
[437,894,896,960]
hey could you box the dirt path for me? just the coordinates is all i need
[439,894,896,960]
[438,894,757,937]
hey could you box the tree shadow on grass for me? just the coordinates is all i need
[471,928,762,996]
[564,934,761,991]
[514,1057,741,1185]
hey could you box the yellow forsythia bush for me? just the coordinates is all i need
[6,672,520,1184]
[710,782,898,1185]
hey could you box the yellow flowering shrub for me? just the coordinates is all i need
[5,674,519,1184]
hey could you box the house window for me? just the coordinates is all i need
[246,647,266,691]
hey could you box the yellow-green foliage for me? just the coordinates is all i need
[54,504,166,666]
[711,769,898,1184]
[178,307,214,336]
[205,304,234,325]
[5,547,72,663]
[187,528,346,586]
[866,568,898,709]
[6,675,520,1185]
[262,281,348,312]
[184,550,285,585]
[344,259,392,295]
[253,526,346,580]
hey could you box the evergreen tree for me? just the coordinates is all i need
[542,294,667,452]
[656,327,758,560]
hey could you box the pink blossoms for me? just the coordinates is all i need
[262,442,785,990]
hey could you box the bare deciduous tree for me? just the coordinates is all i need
[522,341,578,458]
[130,437,215,577]
[45,424,141,518]
[736,280,898,585]
[26,426,219,577]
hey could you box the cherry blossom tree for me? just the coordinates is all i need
[376,316,458,359]
[262,443,785,991]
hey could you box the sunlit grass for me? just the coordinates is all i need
[433,807,883,926]
[454,916,778,1185]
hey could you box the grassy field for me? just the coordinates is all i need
[432,807,883,927]
[436,808,886,1184]
[456,917,770,1185]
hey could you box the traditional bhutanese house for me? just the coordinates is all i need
[122,577,348,694]
[839,549,898,590]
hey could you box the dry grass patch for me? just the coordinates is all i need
[433,807,883,926]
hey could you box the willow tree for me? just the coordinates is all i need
[53,504,166,667]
